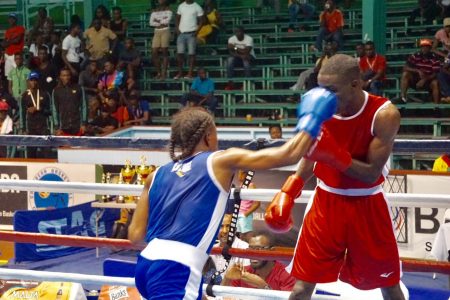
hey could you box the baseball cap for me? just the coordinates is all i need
[419,39,432,47]
[28,71,39,80]
[0,101,9,111]
[8,13,17,19]
[444,18,450,27]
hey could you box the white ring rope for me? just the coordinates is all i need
[0,269,337,300]
[0,179,449,208]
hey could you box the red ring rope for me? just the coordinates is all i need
[0,231,448,275]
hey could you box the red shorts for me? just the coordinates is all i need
[290,186,401,290]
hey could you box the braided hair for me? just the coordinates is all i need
[169,107,215,162]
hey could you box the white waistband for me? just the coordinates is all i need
[140,238,208,271]
[318,181,383,196]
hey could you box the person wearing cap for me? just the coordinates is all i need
[400,39,441,103]
[7,52,30,100]
[0,101,13,157]
[1,13,25,78]
[21,71,51,158]
[432,17,450,59]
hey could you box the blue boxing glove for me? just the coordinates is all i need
[295,87,337,138]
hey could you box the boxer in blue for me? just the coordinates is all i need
[128,87,336,300]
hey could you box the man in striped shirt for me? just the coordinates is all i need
[400,39,441,103]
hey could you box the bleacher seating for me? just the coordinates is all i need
[1,0,448,138]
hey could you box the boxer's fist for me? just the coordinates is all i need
[265,175,304,233]
[296,87,337,138]
[306,128,352,172]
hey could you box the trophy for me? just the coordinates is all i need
[105,172,112,201]
[135,156,151,185]
[121,160,136,184]
[116,172,125,203]
[101,173,107,202]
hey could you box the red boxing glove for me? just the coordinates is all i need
[265,175,304,233]
[306,128,352,172]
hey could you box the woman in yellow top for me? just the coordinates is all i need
[197,0,223,45]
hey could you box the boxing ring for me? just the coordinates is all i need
[0,135,450,299]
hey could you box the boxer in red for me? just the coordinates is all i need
[265,54,405,300]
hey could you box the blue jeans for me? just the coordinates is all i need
[438,71,450,97]
[289,4,315,28]
[367,80,383,96]
[315,27,344,50]
[226,56,253,78]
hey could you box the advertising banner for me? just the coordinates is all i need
[0,166,28,226]
[14,202,119,262]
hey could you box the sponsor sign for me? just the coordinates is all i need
[14,202,119,262]
[0,166,27,225]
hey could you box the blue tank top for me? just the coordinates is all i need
[145,151,229,253]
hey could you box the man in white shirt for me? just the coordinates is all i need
[227,26,256,78]
[210,214,250,276]
[174,0,203,79]
[61,23,82,77]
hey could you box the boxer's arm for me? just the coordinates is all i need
[344,104,400,183]
[128,172,154,244]
[295,158,315,184]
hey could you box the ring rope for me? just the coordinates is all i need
[0,231,448,275]
[1,135,450,153]
[0,268,338,300]
[1,179,449,208]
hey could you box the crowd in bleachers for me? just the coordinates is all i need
[2,0,450,158]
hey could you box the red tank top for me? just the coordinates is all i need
[314,92,390,189]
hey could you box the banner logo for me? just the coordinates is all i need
[29,167,73,209]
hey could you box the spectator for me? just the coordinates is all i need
[210,214,251,274]
[29,33,49,69]
[291,41,338,91]
[22,72,51,158]
[174,0,204,79]
[438,58,450,103]
[227,26,255,79]
[98,57,130,93]
[438,0,450,18]
[84,18,118,64]
[0,82,18,117]
[53,68,84,136]
[313,0,344,52]
[70,15,85,32]
[2,13,25,77]
[288,0,316,32]
[49,31,63,66]
[236,170,260,242]
[7,53,30,100]
[86,104,118,135]
[149,0,173,80]
[197,0,223,46]
[0,47,6,88]
[409,0,440,26]
[222,232,296,291]
[95,4,111,28]
[124,91,150,126]
[359,41,386,96]
[118,38,141,81]
[110,6,128,49]
[432,18,450,59]
[269,124,283,139]
[355,42,365,61]
[0,101,13,157]
[79,59,101,121]
[400,39,441,103]
[103,89,129,127]
[62,23,82,77]
[36,46,58,96]
[30,7,54,44]
[180,67,217,114]
[256,0,281,14]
